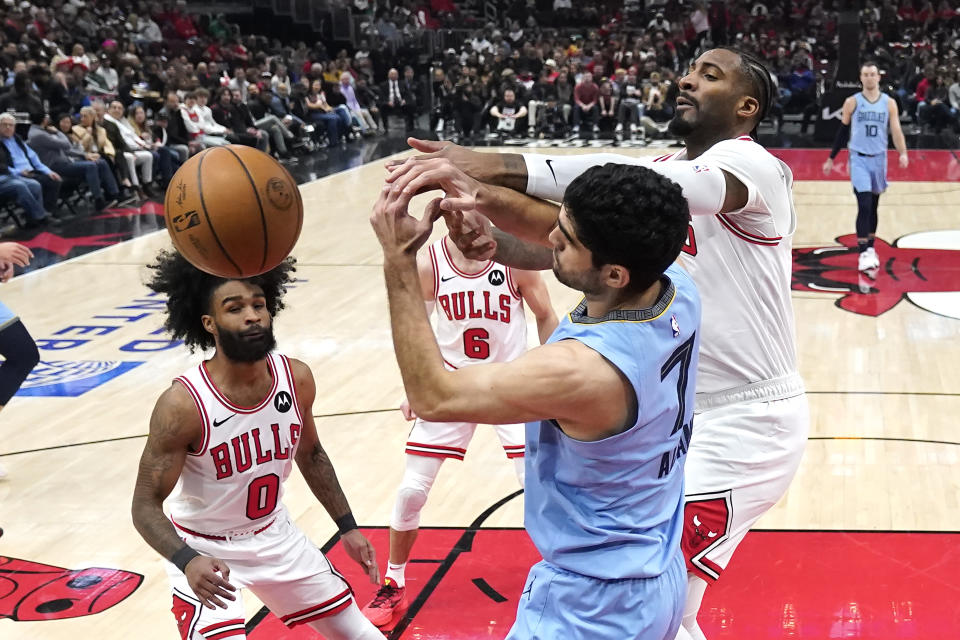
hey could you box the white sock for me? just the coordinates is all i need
[385,561,406,588]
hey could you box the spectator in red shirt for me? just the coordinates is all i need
[572,71,599,133]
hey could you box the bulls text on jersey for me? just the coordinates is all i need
[436,290,513,324]
[209,423,301,480]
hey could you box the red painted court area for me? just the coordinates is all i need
[248,527,960,639]
[770,149,960,182]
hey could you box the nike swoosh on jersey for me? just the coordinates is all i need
[212,414,235,427]
[440,275,456,282]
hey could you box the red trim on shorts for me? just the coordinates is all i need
[503,445,525,459]
[716,214,782,246]
[172,518,276,541]
[280,589,353,627]
[174,376,209,457]
[199,355,278,413]
[441,238,494,278]
[200,619,245,639]
[405,441,467,460]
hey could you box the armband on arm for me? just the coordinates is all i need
[522,153,728,216]
[830,123,850,160]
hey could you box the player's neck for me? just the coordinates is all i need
[584,278,664,318]
[444,236,488,272]
[207,352,272,389]
[862,87,881,100]
[683,127,750,160]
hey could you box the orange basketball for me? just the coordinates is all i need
[164,145,303,278]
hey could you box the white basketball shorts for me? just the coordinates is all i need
[167,507,354,639]
[681,393,809,582]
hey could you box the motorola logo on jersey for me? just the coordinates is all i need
[792,231,960,318]
[488,269,505,286]
[274,391,292,413]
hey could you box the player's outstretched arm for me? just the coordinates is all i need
[290,359,379,584]
[132,383,237,609]
[372,187,632,441]
[513,269,559,344]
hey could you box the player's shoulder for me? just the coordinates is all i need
[704,137,780,173]
[283,356,314,385]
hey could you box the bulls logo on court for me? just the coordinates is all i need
[792,232,960,318]
[681,490,733,582]
[274,390,292,413]
[0,556,142,621]
[488,269,505,286]
[171,210,200,233]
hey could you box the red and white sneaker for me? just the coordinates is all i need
[360,578,408,627]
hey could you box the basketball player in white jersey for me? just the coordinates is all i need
[361,230,557,627]
[383,47,809,640]
[132,250,383,640]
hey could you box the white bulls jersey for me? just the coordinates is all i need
[524,137,801,399]
[428,238,527,369]
[652,137,798,396]
[167,353,303,535]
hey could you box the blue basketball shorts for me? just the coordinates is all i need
[849,151,887,194]
[0,301,17,329]
[505,552,686,640]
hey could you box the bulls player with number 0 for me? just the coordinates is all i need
[132,251,383,640]
[385,47,809,640]
[361,229,557,627]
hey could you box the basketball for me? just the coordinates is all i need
[163,145,303,278]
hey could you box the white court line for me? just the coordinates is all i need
[16,148,416,280]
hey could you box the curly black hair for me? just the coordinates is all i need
[562,163,690,292]
[145,250,297,352]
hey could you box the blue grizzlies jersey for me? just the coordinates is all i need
[523,264,701,580]
[849,92,889,155]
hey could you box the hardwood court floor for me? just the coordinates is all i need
[0,148,958,638]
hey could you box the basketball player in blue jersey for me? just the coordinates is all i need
[371,163,700,639]
[823,61,909,272]
[132,251,383,640]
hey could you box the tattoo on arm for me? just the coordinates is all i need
[493,228,553,270]
[300,442,352,521]
[500,154,529,192]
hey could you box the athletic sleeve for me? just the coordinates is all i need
[522,152,728,217]
[693,139,796,235]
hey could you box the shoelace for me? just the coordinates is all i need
[370,584,400,607]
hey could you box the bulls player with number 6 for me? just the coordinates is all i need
[361,225,557,628]
[132,250,383,640]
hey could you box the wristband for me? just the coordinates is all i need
[171,545,201,573]
[335,513,358,535]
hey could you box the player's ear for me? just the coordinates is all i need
[737,95,760,122]
[201,314,216,336]
[604,264,631,291]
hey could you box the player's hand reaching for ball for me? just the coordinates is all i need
[385,156,486,214]
[443,209,496,261]
[184,556,236,609]
[340,530,380,585]
[385,138,499,184]
[370,187,442,258]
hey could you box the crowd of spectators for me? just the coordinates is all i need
[351,0,960,140]
[0,0,958,228]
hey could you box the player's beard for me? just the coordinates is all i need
[667,111,695,137]
[553,262,604,297]
[217,323,276,363]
